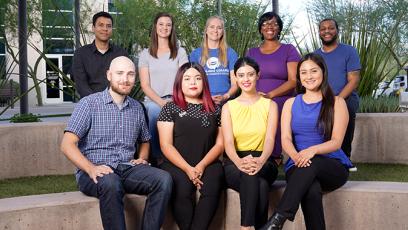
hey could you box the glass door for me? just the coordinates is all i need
[44,54,74,104]
[44,55,62,104]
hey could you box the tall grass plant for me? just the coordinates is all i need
[358,96,400,113]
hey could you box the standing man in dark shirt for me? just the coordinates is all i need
[72,11,128,98]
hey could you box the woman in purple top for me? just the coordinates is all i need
[246,12,301,161]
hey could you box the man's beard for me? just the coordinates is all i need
[320,33,338,46]
[110,84,132,96]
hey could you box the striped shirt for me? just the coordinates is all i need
[65,88,151,169]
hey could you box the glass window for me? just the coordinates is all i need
[44,39,74,54]
[0,40,4,54]
[42,11,74,26]
[43,0,73,11]
[43,27,73,39]
[0,55,5,79]
[42,0,74,54]
[62,55,72,74]
[108,0,118,13]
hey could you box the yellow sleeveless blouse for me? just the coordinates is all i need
[227,97,271,151]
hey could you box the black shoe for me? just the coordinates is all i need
[261,212,286,230]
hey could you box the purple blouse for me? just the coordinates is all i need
[246,43,301,158]
[246,44,301,95]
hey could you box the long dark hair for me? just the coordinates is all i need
[149,12,178,59]
[172,62,215,113]
[296,53,335,140]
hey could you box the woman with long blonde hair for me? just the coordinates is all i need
[190,15,238,104]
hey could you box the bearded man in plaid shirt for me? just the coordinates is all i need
[61,56,172,230]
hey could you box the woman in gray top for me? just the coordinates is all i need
[139,12,188,166]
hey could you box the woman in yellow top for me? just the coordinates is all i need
[222,57,279,230]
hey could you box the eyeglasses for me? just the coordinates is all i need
[262,21,279,28]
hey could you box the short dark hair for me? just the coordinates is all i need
[319,18,339,31]
[92,11,113,26]
[234,57,260,75]
[258,12,283,40]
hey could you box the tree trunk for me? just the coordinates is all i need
[272,0,279,15]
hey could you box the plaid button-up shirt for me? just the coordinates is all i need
[65,88,151,169]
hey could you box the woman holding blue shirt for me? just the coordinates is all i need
[190,15,238,104]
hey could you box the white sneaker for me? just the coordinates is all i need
[349,166,358,172]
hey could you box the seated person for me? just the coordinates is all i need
[60,56,172,230]
[262,53,352,230]
[157,62,224,230]
[222,57,279,230]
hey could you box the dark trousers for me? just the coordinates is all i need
[342,94,359,157]
[76,164,172,230]
[224,151,278,229]
[161,161,224,230]
[276,156,349,230]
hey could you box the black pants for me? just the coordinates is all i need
[224,151,278,229]
[161,161,224,230]
[276,156,349,230]
[342,94,359,157]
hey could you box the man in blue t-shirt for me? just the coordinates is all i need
[315,18,361,171]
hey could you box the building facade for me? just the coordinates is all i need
[1,0,118,105]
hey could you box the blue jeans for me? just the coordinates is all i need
[76,164,172,230]
[143,100,163,164]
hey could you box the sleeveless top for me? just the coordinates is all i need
[285,95,353,172]
[228,97,270,151]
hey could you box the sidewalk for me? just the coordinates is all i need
[0,103,76,124]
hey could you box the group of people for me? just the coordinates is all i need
[61,10,361,230]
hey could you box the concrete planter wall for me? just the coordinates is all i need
[0,122,75,180]
[0,113,407,180]
[352,113,408,164]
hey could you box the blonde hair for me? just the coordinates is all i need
[200,16,228,67]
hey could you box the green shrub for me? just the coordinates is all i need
[9,113,41,123]
[358,96,400,113]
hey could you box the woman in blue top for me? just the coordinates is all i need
[190,15,238,104]
[262,53,352,230]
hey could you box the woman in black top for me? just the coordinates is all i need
[157,62,224,230]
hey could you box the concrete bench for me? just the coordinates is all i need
[1,181,407,230]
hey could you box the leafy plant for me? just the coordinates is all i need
[358,96,400,113]
[293,0,408,98]
[9,113,41,123]
[113,0,268,56]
